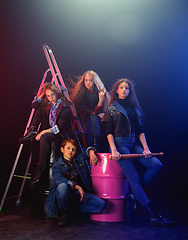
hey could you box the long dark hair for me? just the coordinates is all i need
[109,78,142,114]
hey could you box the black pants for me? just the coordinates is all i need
[31,109,50,131]
[38,132,63,167]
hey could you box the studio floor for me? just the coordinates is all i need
[0,198,188,240]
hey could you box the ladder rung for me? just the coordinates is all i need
[6,195,20,200]
[13,175,31,179]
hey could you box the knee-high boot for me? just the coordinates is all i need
[31,164,47,185]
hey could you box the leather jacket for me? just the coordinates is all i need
[32,100,73,140]
[103,101,143,137]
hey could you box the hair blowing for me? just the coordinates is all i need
[70,70,98,104]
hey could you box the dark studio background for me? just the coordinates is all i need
[0,0,188,206]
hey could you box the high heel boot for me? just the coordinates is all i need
[19,126,38,144]
[145,202,174,227]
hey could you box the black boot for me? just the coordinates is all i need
[58,211,71,227]
[31,165,46,185]
[19,126,38,144]
[145,202,174,227]
[92,135,100,152]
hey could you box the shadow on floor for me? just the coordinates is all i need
[0,199,188,240]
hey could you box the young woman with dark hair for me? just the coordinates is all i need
[103,78,173,227]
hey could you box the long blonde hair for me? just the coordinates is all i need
[70,70,98,104]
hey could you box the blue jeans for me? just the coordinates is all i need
[115,134,162,206]
[55,183,106,213]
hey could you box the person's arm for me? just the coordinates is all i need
[37,103,72,140]
[139,133,152,158]
[84,147,98,166]
[89,149,98,166]
[97,89,105,107]
[35,129,51,141]
[31,92,45,109]
[107,134,121,161]
[73,185,85,201]
[35,112,61,141]
[94,89,105,114]
[37,92,45,100]
[56,104,72,132]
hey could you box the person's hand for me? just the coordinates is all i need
[99,89,105,99]
[35,130,49,141]
[143,149,152,158]
[111,149,121,161]
[77,186,85,201]
[37,92,45,100]
[35,132,43,141]
[98,113,105,119]
[90,150,98,166]
[98,90,105,106]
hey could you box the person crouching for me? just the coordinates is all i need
[44,139,106,227]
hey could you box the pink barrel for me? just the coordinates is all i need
[90,153,129,222]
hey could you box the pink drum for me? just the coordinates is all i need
[90,153,129,222]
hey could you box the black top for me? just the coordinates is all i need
[117,99,137,133]
[75,86,102,115]
[106,99,143,136]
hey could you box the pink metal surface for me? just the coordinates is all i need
[90,153,129,222]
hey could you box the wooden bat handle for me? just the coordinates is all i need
[109,152,164,160]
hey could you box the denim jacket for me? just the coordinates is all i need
[44,148,94,218]
[103,101,143,137]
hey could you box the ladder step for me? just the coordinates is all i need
[13,175,31,179]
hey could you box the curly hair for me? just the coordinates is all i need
[70,70,99,104]
[109,78,142,114]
